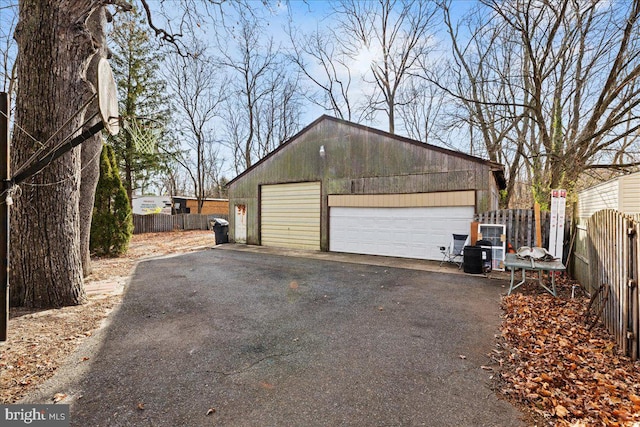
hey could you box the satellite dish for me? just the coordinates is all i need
[97,58,119,135]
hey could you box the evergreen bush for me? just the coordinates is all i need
[90,144,133,256]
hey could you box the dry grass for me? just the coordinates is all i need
[0,230,214,404]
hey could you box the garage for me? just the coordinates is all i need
[261,182,321,250]
[227,115,505,256]
[329,192,474,260]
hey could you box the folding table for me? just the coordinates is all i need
[504,253,566,297]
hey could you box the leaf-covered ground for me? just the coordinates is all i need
[497,277,640,426]
[0,297,120,404]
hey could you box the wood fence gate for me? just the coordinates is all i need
[577,209,639,360]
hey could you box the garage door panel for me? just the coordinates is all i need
[262,216,320,224]
[330,206,473,261]
[261,182,321,250]
[262,225,320,234]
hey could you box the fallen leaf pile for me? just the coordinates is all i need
[499,286,640,426]
[0,297,118,403]
[0,230,214,404]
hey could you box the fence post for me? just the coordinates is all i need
[629,223,638,361]
[1,93,9,342]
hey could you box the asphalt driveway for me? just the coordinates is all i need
[24,248,524,426]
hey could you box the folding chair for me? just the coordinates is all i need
[440,234,469,268]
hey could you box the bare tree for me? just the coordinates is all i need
[9,1,134,307]
[160,158,189,200]
[332,0,438,134]
[397,72,447,144]
[136,0,270,56]
[5,0,273,308]
[255,76,303,159]
[79,8,113,278]
[435,2,526,207]
[203,141,227,198]
[165,44,226,213]
[438,0,640,207]
[218,10,302,173]
[287,23,356,121]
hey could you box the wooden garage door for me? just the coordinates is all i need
[261,182,321,250]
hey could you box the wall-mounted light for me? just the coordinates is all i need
[319,145,326,158]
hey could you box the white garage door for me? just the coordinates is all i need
[261,182,321,250]
[329,206,474,260]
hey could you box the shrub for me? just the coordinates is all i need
[90,144,133,256]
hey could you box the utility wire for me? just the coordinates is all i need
[20,134,105,188]
[0,109,44,149]
[11,94,99,178]
[0,132,107,205]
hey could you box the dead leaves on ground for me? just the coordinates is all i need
[0,298,119,404]
[1,231,212,405]
[499,292,640,426]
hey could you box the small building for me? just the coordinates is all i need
[172,196,229,217]
[227,115,505,261]
[576,171,640,221]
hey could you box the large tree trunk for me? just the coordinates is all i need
[11,1,105,307]
[79,7,110,277]
[79,133,102,278]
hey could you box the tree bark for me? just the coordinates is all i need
[80,7,110,278]
[79,132,102,278]
[11,0,106,307]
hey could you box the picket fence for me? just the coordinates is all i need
[133,213,228,234]
[573,209,640,360]
[475,209,552,250]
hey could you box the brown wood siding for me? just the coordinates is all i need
[228,117,503,250]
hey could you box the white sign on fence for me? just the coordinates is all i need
[548,189,567,260]
[132,196,172,215]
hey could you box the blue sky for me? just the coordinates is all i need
[1,0,480,183]
[1,0,476,131]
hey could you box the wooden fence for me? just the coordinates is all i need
[479,208,640,359]
[475,209,552,250]
[133,213,228,234]
[573,209,639,360]
[572,222,589,291]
